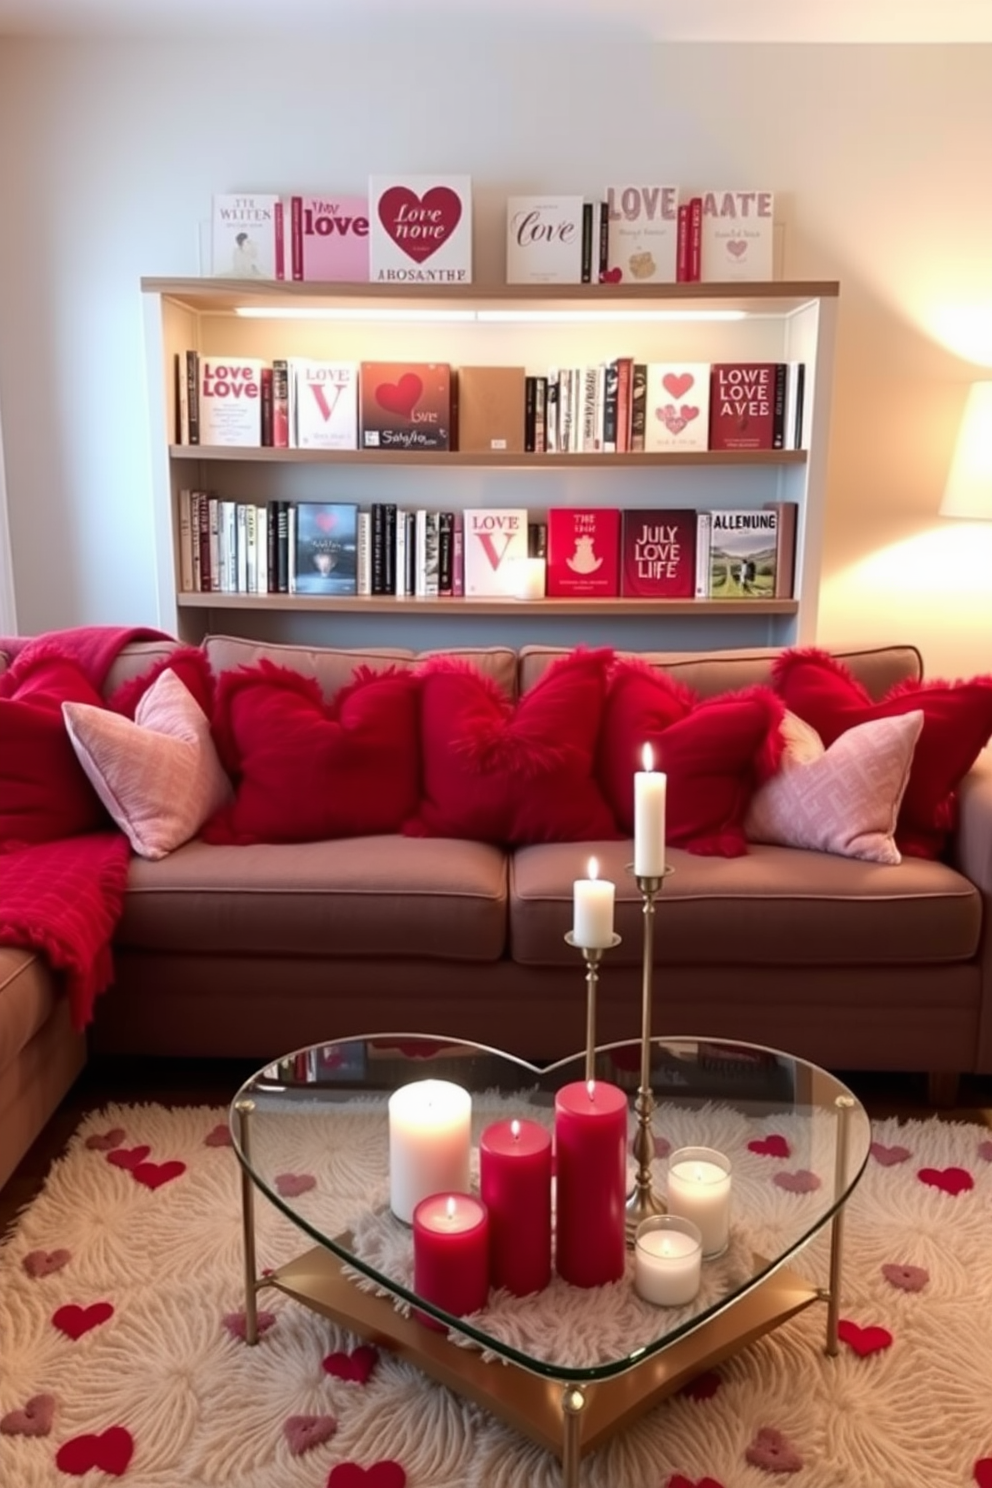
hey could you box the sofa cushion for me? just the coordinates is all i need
[0,945,60,1074]
[108,645,215,720]
[101,639,184,701]
[509,839,981,969]
[116,836,508,961]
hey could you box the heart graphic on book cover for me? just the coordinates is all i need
[662,372,695,399]
[726,240,748,259]
[375,373,423,419]
[377,187,462,264]
[600,266,623,283]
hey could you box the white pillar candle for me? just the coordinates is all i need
[665,1146,732,1257]
[634,743,667,877]
[572,857,615,949]
[388,1079,472,1224]
[634,1215,702,1306]
[511,557,547,600]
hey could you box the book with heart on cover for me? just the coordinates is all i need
[293,503,358,595]
[369,176,472,284]
[603,184,680,284]
[644,364,710,453]
[359,363,452,451]
[699,190,775,282]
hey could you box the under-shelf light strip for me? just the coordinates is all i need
[234,307,748,324]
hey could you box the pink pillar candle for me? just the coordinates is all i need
[412,1192,490,1331]
[554,1079,628,1288]
[479,1117,553,1296]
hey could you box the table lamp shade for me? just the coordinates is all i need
[940,381,992,520]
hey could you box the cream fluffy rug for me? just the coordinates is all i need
[2,1101,992,1488]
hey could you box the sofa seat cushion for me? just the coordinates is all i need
[509,840,980,968]
[0,945,59,1073]
[116,837,508,961]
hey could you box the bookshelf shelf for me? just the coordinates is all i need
[176,592,800,618]
[170,446,808,469]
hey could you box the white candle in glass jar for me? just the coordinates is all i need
[511,557,546,600]
[572,857,615,948]
[634,1215,702,1306]
[634,743,667,877]
[666,1146,732,1257]
[388,1079,472,1224]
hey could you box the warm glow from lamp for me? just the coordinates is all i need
[940,382,992,520]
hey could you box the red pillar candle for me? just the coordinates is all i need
[479,1118,553,1296]
[412,1192,490,1331]
[554,1079,628,1288]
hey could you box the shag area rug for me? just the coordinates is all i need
[1,1101,992,1488]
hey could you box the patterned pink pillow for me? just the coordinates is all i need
[745,709,925,864]
[62,669,232,860]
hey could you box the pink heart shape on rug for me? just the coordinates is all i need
[774,1169,821,1194]
[679,1369,722,1401]
[745,1426,804,1473]
[974,1460,992,1488]
[666,1475,726,1488]
[85,1127,126,1151]
[0,1393,55,1437]
[276,1172,316,1198]
[322,1345,379,1384]
[222,1310,276,1341]
[204,1124,233,1148]
[327,1466,406,1488]
[132,1159,186,1190]
[55,1425,133,1476]
[23,1247,71,1279]
[882,1262,929,1293]
[838,1319,893,1357]
[871,1142,912,1166]
[52,1301,114,1340]
[749,1135,790,1158]
[918,1165,974,1196]
[977,1140,992,1163]
[284,1414,337,1456]
[107,1144,151,1171]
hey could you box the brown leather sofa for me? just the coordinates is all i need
[2,636,990,1191]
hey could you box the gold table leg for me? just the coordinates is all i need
[824,1094,855,1356]
[235,1097,260,1346]
[561,1384,586,1488]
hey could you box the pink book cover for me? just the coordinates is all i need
[291,195,370,282]
[546,508,621,598]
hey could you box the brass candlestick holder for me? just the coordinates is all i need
[564,931,622,1081]
[625,864,674,1242]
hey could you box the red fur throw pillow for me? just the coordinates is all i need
[772,647,992,858]
[597,659,784,856]
[404,648,620,845]
[203,661,421,844]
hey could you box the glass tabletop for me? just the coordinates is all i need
[230,1033,870,1383]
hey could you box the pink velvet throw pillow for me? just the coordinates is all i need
[204,660,421,844]
[405,649,619,845]
[745,709,925,863]
[62,668,233,860]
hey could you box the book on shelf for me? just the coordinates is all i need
[709,363,785,452]
[784,361,806,450]
[621,509,697,598]
[604,184,679,284]
[547,508,621,598]
[762,500,798,598]
[644,363,710,453]
[359,362,452,451]
[706,508,779,600]
[290,360,359,449]
[293,503,358,596]
[455,366,526,454]
[211,194,285,280]
[368,175,473,285]
[290,195,369,282]
[197,358,265,446]
[505,196,584,284]
[463,508,529,597]
[699,190,774,283]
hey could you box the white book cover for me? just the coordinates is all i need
[211,194,284,279]
[256,506,268,595]
[505,197,584,284]
[644,363,711,453]
[198,358,264,446]
[291,360,359,449]
[357,511,371,595]
[604,184,679,284]
[369,176,472,284]
[463,508,529,597]
[699,190,774,282]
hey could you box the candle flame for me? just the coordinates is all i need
[661,1239,672,1257]
[694,1165,703,1182]
[445,1196,456,1220]
[642,742,654,772]
[587,1080,596,1101]
[587,856,599,881]
[511,1119,521,1140]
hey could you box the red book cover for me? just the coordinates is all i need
[709,363,778,450]
[546,508,621,597]
[621,508,697,598]
[676,203,690,283]
[688,197,702,281]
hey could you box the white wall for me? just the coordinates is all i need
[0,34,990,673]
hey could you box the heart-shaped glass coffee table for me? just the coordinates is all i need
[230,1034,869,1486]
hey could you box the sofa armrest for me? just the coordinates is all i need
[950,748,992,1072]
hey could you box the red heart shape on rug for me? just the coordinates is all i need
[748,1135,790,1158]
[107,1145,151,1171]
[374,372,423,420]
[275,1172,316,1198]
[666,1475,726,1488]
[204,1123,233,1148]
[52,1301,114,1340]
[0,1393,55,1437]
[328,1465,406,1488]
[377,185,462,264]
[55,1425,133,1476]
[85,1127,126,1151]
[132,1160,186,1190]
[679,1369,722,1401]
[745,1426,803,1473]
[838,1319,893,1357]
[727,240,748,258]
[222,1310,276,1341]
[977,1140,992,1163]
[599,266,623,283]
[23,1247,72,1278]
[774,1169,821,1194]
[871,1142,912,1166]
[284,1414,337,1456]
[881,1262,929,1293]
[322,1345,379,1384]
[974,1460,992,1487]
[662,372,695,400]
[918,1165,974,1196]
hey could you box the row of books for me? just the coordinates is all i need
[178,495,797,602]
[176,355,805,456]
